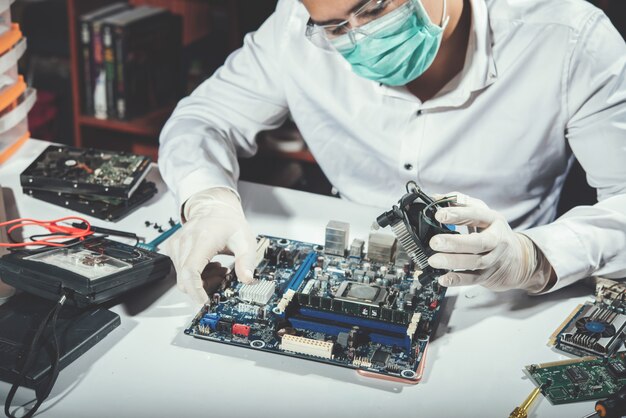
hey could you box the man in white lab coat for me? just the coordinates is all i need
[159,0,626,304]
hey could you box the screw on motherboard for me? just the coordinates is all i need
[169,218,176,227]
[158,227,164,233]
[145,221,152,227]
[153,223,160,230]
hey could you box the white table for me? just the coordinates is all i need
[0,139,598,418]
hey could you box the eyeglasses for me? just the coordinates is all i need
[305,0,411,51]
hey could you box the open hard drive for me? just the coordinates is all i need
[20,145,151,199]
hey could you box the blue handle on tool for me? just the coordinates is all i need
[137,223,181,252]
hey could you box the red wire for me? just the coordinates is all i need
[0,216,93,247]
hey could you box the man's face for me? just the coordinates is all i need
[301,0,442,28]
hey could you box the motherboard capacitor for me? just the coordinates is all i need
[314,266,322,278]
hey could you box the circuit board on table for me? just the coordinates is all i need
[20,145,151,199]
[526,353,626,404]
[549,280,626,359]
[23,180,157,221]
[185,234,447,383]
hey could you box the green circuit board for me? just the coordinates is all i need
[526,353,626,404]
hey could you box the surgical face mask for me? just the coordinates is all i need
[331,0,449,86]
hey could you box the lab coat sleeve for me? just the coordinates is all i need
[522,11,626,291]
[158,0,292,209]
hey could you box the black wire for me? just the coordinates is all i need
[28,233,72,242]
[4,293,67,418]
[420,197,458,231]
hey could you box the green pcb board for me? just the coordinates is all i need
[526,353,626,404]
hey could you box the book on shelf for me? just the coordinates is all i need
[78,3,130,118]
[100,6,181,121]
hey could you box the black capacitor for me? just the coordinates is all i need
[348,326,368,348]
[279,248,296,266]
[266,246,280,265]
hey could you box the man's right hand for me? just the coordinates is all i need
[166,188,257,304]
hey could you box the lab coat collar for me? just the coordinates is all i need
[380,0,499,109]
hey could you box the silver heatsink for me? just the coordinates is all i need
[391,221,428,269]
[560,304,626,356]
[239,280,276,305]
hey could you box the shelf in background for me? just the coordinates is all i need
[78,105,175,137]
[257,149,316,164]
[123,144,317,165]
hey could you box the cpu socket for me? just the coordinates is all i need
[333,282,388,307]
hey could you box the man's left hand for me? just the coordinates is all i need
[427,192,555,293]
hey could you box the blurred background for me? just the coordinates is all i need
[10,0,626,209]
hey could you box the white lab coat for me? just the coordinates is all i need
[159,0,626,292]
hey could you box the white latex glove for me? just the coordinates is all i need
[427,192,554,293]
[166,188,257,304]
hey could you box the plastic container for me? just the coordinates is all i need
[0,23,23,97]
[0,177,13,304]
[0,0,15,37]
[0,35,24,75]
[0,87,36,164]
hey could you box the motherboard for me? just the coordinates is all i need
[185,232,447,383]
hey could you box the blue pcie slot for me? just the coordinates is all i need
[289,317,411,352]
[297,307,408,335]
[287,251,317,292]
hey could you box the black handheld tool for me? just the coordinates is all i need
[582,385,626,418]
[595,385,626,418]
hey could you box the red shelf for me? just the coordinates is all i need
[78,105,174,138]
[258,149,316,164]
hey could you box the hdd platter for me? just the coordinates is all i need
[20,145,152,199]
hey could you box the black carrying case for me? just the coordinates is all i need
[0,237,172,307]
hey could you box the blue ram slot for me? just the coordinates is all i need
[290,318,348,336]
[287,251,317,292]
[289,317,411,352]
[298,308,408,335]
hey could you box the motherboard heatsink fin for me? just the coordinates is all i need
[239,280,275,305]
